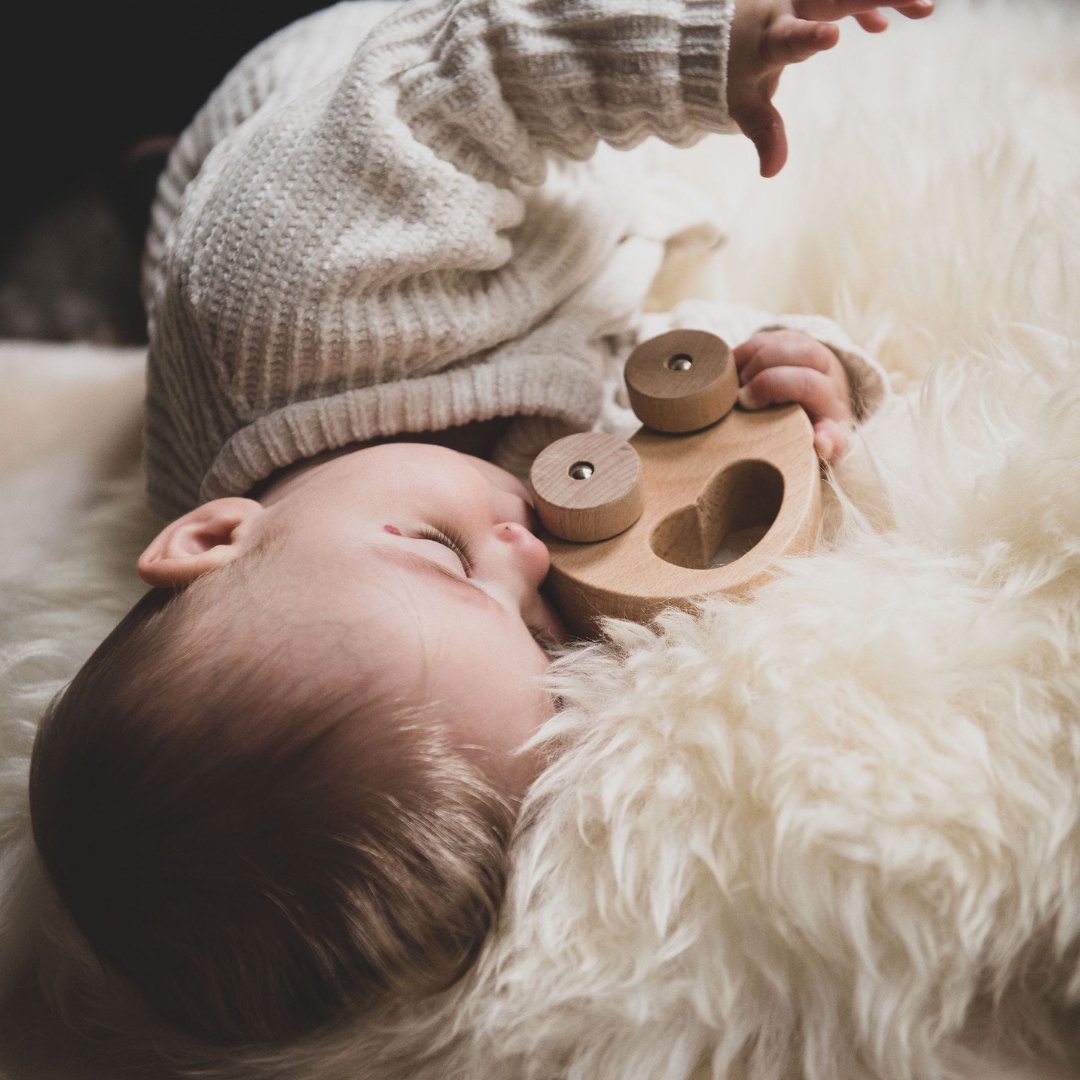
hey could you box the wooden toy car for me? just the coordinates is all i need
[530,329,823,634]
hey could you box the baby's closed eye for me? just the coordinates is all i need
[417,525,474,575]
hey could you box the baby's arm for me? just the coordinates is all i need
[406,0,935,177]
[728,0,934,176]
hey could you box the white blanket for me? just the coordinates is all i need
[2,2,1079,1077]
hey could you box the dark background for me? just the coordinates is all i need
[1,2,333,343]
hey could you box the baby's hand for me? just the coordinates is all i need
[734,330,853,462]
[728,0,935,177]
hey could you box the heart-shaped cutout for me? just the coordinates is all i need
[650,460,783,570]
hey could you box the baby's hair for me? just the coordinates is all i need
[28,536,515,1046]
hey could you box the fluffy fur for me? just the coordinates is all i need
[2,1,1079,1077]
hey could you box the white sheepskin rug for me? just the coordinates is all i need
[2,1,1079,1078]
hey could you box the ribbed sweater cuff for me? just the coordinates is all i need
[675,0,737,129]
[197,345,603,508]
[496,0,737,147]
[396,0,737,173]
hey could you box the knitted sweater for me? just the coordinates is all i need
[143,0,887,520]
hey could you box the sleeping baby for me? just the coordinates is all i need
[27,0,933,1052]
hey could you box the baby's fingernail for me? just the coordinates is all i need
[737,385,756,409]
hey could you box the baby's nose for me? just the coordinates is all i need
[494,521,551,592]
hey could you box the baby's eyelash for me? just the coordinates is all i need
[417,525,474,576]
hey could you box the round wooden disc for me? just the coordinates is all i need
[529,432,643,542]
[624,329,737,433]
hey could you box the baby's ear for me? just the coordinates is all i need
[137,498,264,587]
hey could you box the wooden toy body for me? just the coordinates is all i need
[542,405,822,634]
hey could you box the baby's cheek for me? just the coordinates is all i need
[466,456,530,502]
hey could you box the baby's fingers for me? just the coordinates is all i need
[794,1,934,24]
[813,417,850,463]
[853,10,890,32]
[762,15,840,64]
[891,1,935,19]
[855,5,936,32]
[734,331,834,385]
[738,365,850,423]
[731,98,789,179]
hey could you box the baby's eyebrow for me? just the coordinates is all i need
[374,545,497,610]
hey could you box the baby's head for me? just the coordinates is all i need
[29,443,566,1045]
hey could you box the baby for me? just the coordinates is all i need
[28,0,932,1053]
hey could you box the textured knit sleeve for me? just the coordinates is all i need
[145,0,738,519]
[377,0,737,180]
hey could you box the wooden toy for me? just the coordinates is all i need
[530,329,823,634]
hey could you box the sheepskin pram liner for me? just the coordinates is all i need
[1,2,1079,1078]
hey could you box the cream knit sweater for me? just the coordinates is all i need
[143,0,886,520]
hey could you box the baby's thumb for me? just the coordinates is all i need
[813,417,849,463]
[736,101,788,178]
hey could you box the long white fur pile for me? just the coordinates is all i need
[1,1,1079,1078]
